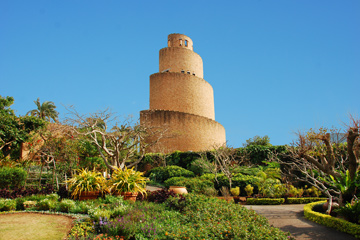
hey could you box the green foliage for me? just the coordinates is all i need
[36,198,57,211]
[163,177,216,196]
[216,173,259,196]
[286,197,327,204]
[79,157,106,172]
[67,220,95,239]
[287,185,304,197]
[56,199,76,212]
[166,151,201,169]
[27,98,59,122]
[230,187,240,196]
[245,184,254,196]
[305,201,360,238]
[108,167,148,195]
[305,186,322,197]
[0,95,45,159]
[0,198,16,211]
[188,158,212,176]
[246,198,285,205]
[97,194,291,239]
[335,199,360,224]
[67,168,106,199]
[147,165,195,183]
[243,135,272,147]
[0,167,27,189]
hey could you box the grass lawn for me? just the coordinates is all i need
[0,213,73,240]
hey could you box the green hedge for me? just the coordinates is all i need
[164,177,216,196]
[0,167,27,189]
[146,165,195,183]
[304,201,360,238]
[286,197,327,204]
[246,198,285,205]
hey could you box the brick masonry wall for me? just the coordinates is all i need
[140,109,226,153]
[159,47,204,78]
[149,72,215,120]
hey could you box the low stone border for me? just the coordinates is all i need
[304,201,360,239]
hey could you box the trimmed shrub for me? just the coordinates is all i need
[56,199,76,212]
[246,198,285,205]
[286,197,327,204]
[0,199,17,211]
[147,166,195,183]
[305,201,360,238]
[36,198,57,211]
[0,167,27,189]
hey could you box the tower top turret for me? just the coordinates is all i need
[168,33,193,51]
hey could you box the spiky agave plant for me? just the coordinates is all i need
[67,168,106,199]
[108,167,148,196]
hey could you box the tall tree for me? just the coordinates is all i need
[27,98,59,122]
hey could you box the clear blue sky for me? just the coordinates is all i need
[1,0,359,147]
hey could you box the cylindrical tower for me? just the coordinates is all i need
[140,33,226,153]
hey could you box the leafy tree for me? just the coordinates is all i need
[27,98,59,122]
[0,95,45,159]
[243,135,272,147]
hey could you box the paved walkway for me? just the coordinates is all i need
[244,204,357,240]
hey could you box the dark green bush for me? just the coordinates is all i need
[164,177,216,196]
[0,167,27,189]
[335,199,360,224]
[246,198,285,205]
[147,165,195,183]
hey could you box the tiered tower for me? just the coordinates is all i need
[140,33,226,153]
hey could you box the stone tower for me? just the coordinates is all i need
[140,33,226,153]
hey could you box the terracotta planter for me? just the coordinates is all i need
[169,186,188,195]
[120,192,139,201]
[78,191,100,200]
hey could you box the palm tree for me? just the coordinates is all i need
[27,98,59,122]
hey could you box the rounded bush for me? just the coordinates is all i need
[0,167,27,189]
[57,199,76,212]
[36,198,56,211]
[0,199,16,211]
[148,166,195,183]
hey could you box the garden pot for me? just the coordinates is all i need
[233,196,241,204]
[120,192,139,201]
[78,191,100,200]
[169,186,188,195]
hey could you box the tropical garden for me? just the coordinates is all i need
[1,95,360,239]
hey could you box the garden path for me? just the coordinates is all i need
[244,204,357,240]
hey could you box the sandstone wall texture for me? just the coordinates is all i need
[149,72,215,120]
[140,110,226,153]
[140,33,226,153]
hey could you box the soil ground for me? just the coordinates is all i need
[0,213,74,240]
[244,204,357,240]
